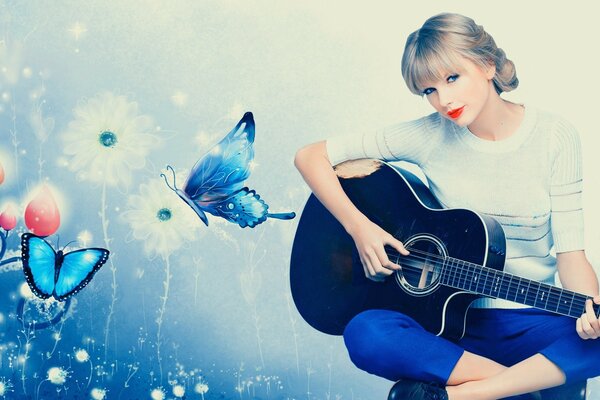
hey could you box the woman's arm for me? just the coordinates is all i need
[294,140,408,281]
[557,250,600,339]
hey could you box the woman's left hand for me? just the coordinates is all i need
[576,296,600,340]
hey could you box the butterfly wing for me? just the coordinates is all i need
[54,248,109,301]
[202,187,271,228]
[21,233,56,299]
[183,112,255,203]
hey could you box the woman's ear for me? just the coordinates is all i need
[485,62,496,80]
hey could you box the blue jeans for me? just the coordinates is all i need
[343,307,599,385]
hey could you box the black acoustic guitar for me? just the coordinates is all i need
[290,159,596,340]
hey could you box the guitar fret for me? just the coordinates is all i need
[534,284,549,309]
[499,273,511,300]
[438,258,586,320]
[556,289,567,314]
[460,261,470,290]
[451,259,460,288]
[441,258,448,286]
[515,277,526,304]
[548,286,561,313]
[567,292,575,316]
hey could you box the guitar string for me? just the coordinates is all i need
[379,250,589,313]
[399,249,590,313]
[391,258,588,318]
[393,257,587,314]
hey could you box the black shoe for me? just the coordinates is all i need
[388,379,449,400]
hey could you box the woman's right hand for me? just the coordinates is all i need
[347,216,410,282]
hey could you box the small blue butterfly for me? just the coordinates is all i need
[21,233,109,302]
[161,112,296,228]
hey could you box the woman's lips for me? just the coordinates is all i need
[447,106,465,119]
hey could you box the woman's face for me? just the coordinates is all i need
[420,56,495,127]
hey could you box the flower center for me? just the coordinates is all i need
[98,131,118,147]
[156,208,172,222]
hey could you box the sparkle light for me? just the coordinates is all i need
[171,91,188,107]
[19,283,34,300]
[77,230,93,247]
[68,22,88,40]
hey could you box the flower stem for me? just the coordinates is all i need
[156,253,171,384]
[101,182,118,361]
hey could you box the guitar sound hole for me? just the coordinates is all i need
[394,235,447,296]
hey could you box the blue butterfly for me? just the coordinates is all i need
[161,112,296,228]
[21,233,109,301]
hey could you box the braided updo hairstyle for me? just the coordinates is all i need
[401,13,518,96]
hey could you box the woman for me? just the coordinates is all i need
[294,12,599,400]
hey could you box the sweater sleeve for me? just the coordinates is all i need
[325,112,441,166]
[549,117,585,253]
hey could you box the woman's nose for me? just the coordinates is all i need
[437,88,452,109]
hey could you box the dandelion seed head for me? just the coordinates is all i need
[0,379,11,396]
[74,348,89,362]
[195,383,209,394]
[98,131,118,148]
[172,385,185,397]
[90,387,106,400]
[150,388,165,400]
[47,367,67,385]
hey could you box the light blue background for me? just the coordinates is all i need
[1,1,599,399]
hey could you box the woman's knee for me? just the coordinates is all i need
[343,309,414,371]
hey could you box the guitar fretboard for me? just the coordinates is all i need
[438,256,598,319]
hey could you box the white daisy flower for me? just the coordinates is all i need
[62,92,157,188]
[122,176,202,259]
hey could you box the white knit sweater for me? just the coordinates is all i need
[326,105,585,308]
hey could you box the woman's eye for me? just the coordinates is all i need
[422,88,435,96]
[447,74,459,83]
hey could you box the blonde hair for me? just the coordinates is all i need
[401,13,518,96]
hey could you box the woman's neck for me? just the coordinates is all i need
[467,91,525,141]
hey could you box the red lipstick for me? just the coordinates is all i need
[447,106,465,119]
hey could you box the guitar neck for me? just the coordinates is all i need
[440,257,599,319]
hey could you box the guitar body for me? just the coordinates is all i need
[290,160,506,340]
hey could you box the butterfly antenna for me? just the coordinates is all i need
[62,239,77,250]
[160,165,178,192]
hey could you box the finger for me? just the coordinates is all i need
[360,254,377,279]
[576,318,587,339]
[388,236,410,256]
[585,299,600,333]
[594,295,600,305]
[365,249,393,278]
[581,311,597,338]
[363,252,387,282]
[374,245,399,271]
